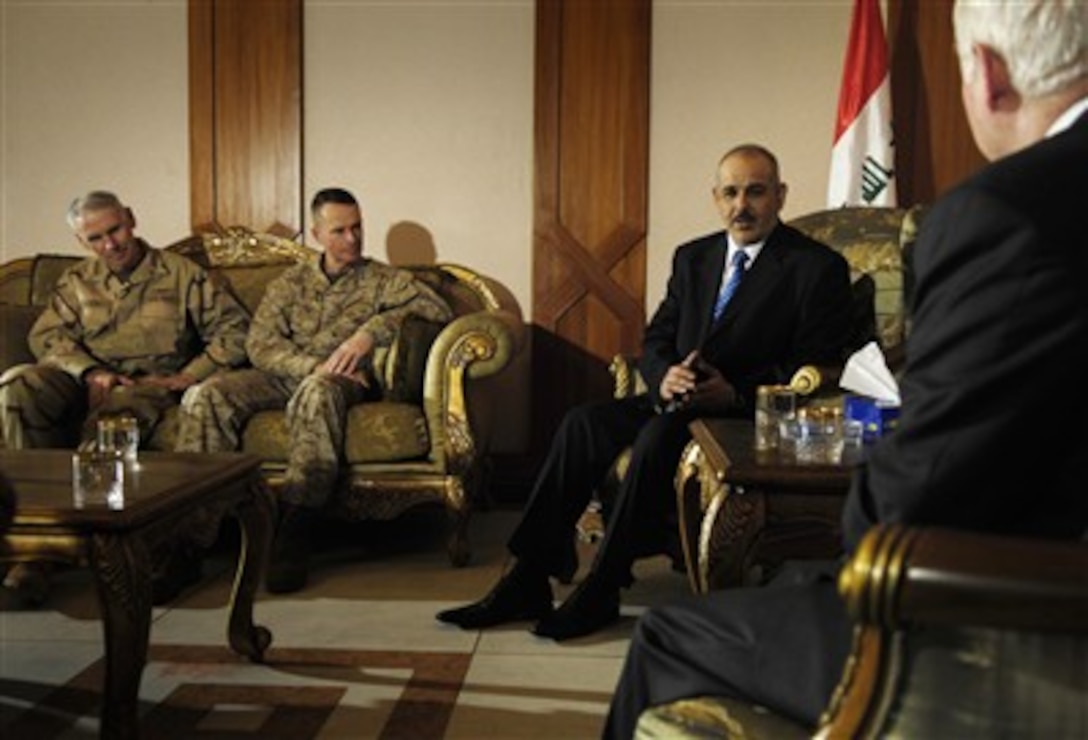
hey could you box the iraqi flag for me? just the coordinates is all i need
[828,0,896,207]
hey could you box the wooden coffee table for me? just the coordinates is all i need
[676,419,853,593]
[0,450,275,739]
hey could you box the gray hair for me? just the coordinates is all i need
[66,190,125,230]
[954,0,1088,100]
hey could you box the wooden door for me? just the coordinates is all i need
[889,0,986,205]
[531,0,651,448]
[189,0,303,236]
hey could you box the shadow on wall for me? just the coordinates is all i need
[385,221,437,266]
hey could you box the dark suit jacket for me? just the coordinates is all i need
[844,111,1088,551]
[639,222,855,411]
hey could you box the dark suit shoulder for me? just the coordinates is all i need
[925,112,1086,257]
[673,230,726,257]
[949,112,1085,215]
[973,111,1087,198]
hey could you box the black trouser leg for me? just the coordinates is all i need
[507,396,654,579]
[591,407,697,588]
[603,563,852,739]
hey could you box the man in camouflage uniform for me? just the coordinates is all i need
[176,187,452,593]
[0,190,250,603]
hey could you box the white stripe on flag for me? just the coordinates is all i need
[828,0,897,208]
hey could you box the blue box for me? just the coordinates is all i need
[843,395,900,442]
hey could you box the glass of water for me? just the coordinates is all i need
[72,450,125,509]
[97,416,139,465]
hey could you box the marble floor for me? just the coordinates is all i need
[0,507,691,738]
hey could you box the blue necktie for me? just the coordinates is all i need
[713,250,749,320]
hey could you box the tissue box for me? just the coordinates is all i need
[844,395,900,442]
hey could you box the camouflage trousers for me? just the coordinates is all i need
[0,363,177,450]
[177,368,376,508]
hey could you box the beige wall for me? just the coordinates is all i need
[649,0,850,308]
[303,0,534,305]
[0,0,190,259]
[1,0,855,454]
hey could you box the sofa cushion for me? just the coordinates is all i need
[344,402,431,462]
[241,402,430,463]
[385,316,447,403]
[0,303,40,369]
[411,267,486,315]
[215,264,290,315]
[30,255,81,306]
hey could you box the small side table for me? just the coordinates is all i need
[676,419,853,593]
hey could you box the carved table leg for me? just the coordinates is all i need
[702,487,767,590]
[676,440,711,594]
[89,532,152,740]
[227,477,274,662]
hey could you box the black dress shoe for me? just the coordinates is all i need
[436,562,554,629]
[532,576,620,641]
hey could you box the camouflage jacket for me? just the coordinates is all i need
[28,243,250,381]
[246,256,452,382]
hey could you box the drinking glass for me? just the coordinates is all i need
[72,450,125,509]
[97,416,139,464]
[755,385,797,451]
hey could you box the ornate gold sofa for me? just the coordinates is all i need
[636,524,1088,739]
[0,228,524,566]
[582,205,926,579]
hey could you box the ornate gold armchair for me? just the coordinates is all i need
[636,524,1088,739]
[0,228,524,566]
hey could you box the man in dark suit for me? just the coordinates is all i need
[604,1,1088,736]
[437,144,856,641]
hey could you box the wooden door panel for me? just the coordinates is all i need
[532,0,651,445]
[889,0,985,205]
[189,0,302,236]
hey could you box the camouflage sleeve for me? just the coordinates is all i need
[179,267,251,381]
[356,269,453,347]
[246,274,323,381]
[27,272,103,379]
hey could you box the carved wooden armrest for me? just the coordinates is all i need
[839,524,1088,632]
[819,524,1088,739]
[609,353,646,399]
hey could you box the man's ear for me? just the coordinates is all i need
[975,43,1019,112]
[124,207,137,230]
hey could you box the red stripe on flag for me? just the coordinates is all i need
[833,0,889,143]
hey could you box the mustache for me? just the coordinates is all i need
[732,210,755,225]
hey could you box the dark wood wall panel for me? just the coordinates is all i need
[189,0,302,236]
[189,0,216,232]
[889,0,986,205]
[532,0,651,446]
